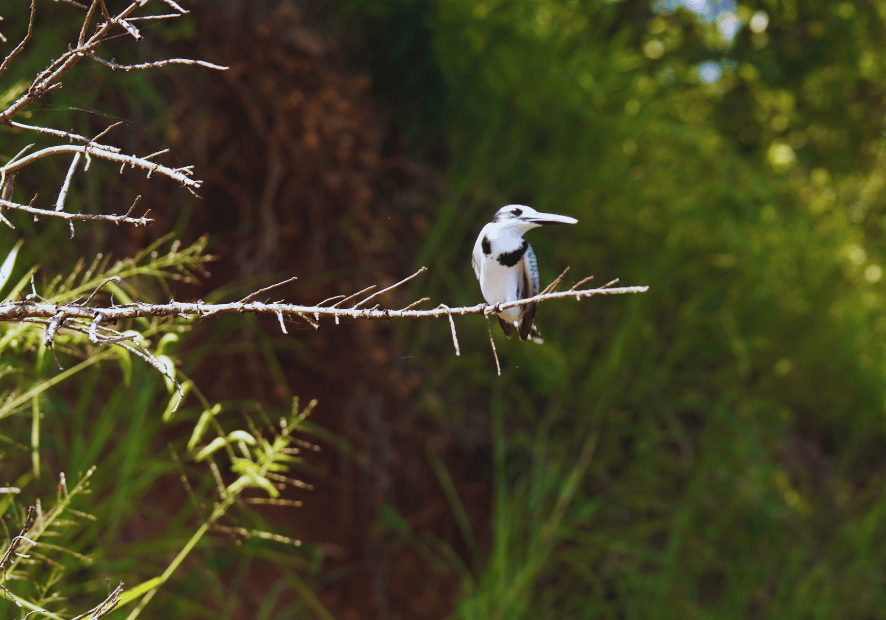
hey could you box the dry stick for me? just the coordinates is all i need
[83,276,121,306]
[399,297,431,311]
[541,266,571,295]
[438,305,460,356]
[7,122,120,151]
[569,275,595,291]
[485,315,502,376]
[239,276,298,303]
[157,0,188,13]
[0,196,151,226]
[6,143,34,166]
[275,311,287,334]
[88,53,228,73]
[56,152,81,237]
[0,0,35,79]
[317,295,345,306]
[126,13,183,22]
[0,284,649,325]
[353,267,428,309]
[78,0,101,47]
[1,144,202,192]
[2,1,216,125]
[332,285,375,308]
[4,279,647,396]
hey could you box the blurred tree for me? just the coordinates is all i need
[331,0,886,616]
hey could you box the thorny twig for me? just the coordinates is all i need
[0,268,648,397]
[0,0,227,235]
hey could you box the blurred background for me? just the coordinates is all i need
[3,0,886,617]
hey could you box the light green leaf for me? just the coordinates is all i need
[193,436,227,461]
[227,430,256,445]
[0,240,23,296]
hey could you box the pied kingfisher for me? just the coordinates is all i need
[472,204,577,343]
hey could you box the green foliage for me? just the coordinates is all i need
[0,5,329,618]
[0,235,320,618]
[337,0,886,616]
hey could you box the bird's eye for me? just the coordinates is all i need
[512,208,522,216]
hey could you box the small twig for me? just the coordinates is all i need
[0,196,152,226]
[83,276,121,305]
[78,0,100,47]
[0,282,649,324]
[399,297,430,311]
[485,315,501,376]
[88,52,228,73]
[126,13,184,22]
[88,312,104,343]
[542,266,570,295]
[275,311,287,334]
[6,143,34,166]
[296,313,319,330]
[158,0,188,14]
[56,152,81,237]
[353,267,427,309]
[0,0,35,80]
[332,285,375,308]
[43,313,65,348]
[142,148,169,161]
[1,143,202,191]
[317,295,345,306]
[90,120,122,144]
[438,304,460,356]
[69,581,122,620]
[7,122,120,151]
[0,505,34,574]
[569,275,595,291]
[240,276,298,303]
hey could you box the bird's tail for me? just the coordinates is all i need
[525,323,544,344]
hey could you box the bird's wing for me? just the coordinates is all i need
[518,244,542,342]
[523,243,540,298]
[471,223,490,280]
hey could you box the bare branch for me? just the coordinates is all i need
[1,143,202,192]
[333,285,375,309]
[88,52,229,73]
[0,196,152,226]
[0,0,35,79]
[485,315,501,376]
[78,0,100,47]
[438,304,460,356]
[157,0,188,13]
[399,297,430,311]
[84,276,121,306]
[541,266,571,295]
[240,276,298,303]
[7,121,120,151]
[353,267,427,309]
[56,152,81,237]
[0,281,648,325]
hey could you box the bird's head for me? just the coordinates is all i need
[492,204,578,233]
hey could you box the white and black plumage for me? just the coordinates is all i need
[472,204,578,343]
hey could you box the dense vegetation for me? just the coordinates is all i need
[3,0,886,618]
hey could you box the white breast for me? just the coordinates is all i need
[472,224,526,324]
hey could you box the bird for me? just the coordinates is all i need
[472,204,577,343]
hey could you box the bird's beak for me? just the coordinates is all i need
[527,212,578,226]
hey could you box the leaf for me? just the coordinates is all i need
[227,430,256,445]
[187,403,221,450]
[0,239,23,297]
[162,381,190,423]
[116,346,132,386]
[193,436,228,461]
